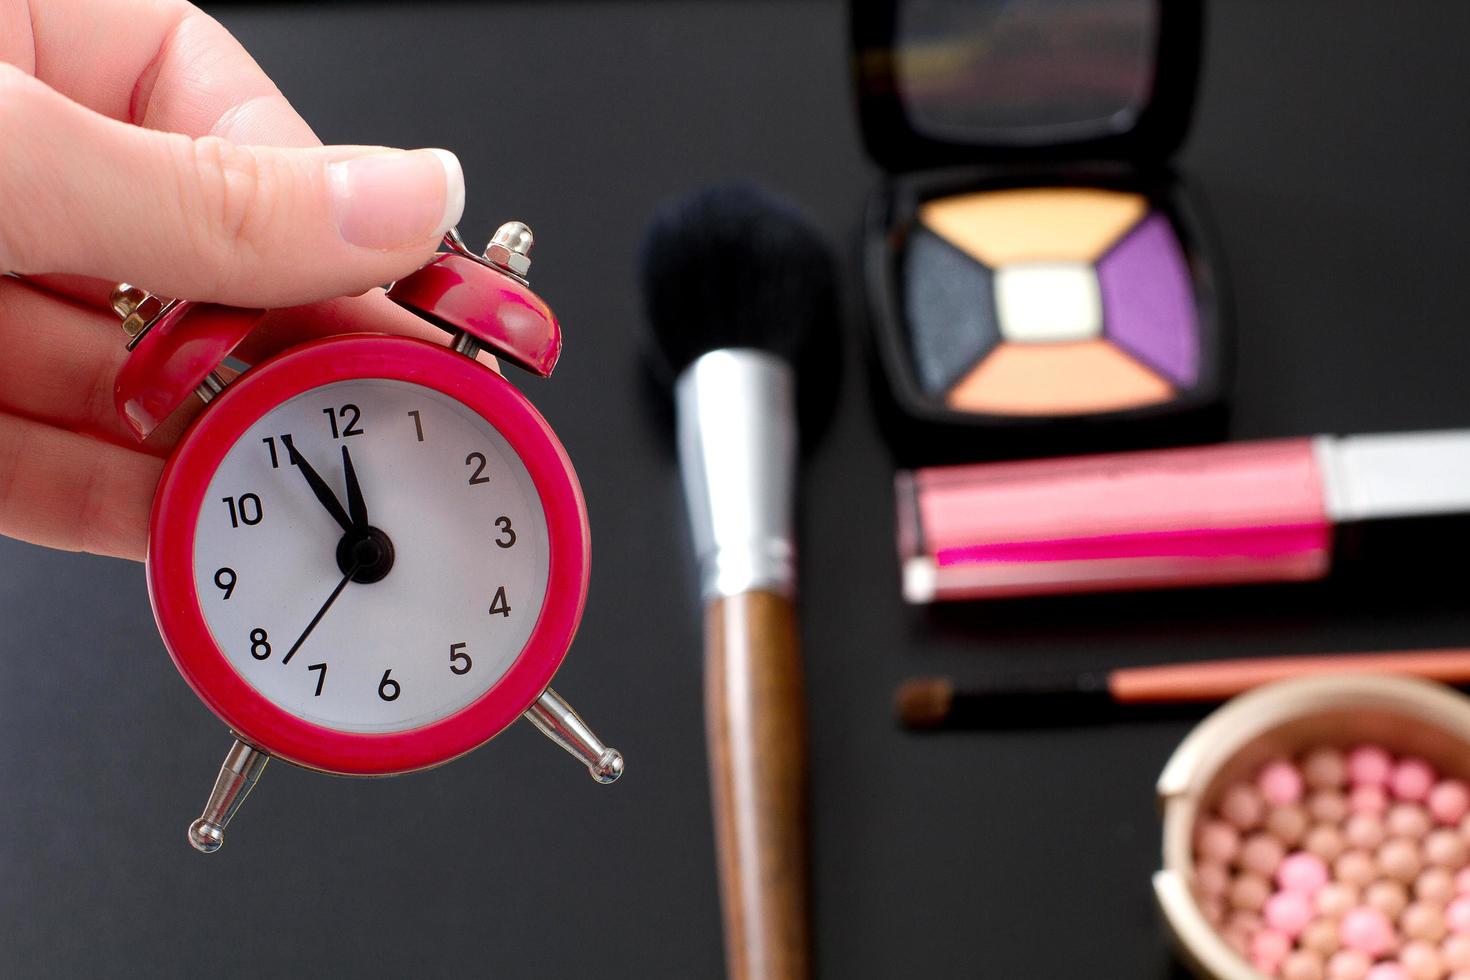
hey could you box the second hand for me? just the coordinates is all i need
[280,561,361,665]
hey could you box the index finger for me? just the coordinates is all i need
[13,0,318,146]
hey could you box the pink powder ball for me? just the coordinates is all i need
[1351,784,1391,816]
[1282,948,1327,980]
[1308,824,1349,863]
[1398,940,1442,980]
[1363,964,1408,980]
[1389,804,1433,840]
[1252,928,1293,974]
[1442,934,1470,971]
[1241,832,1287,878]
[1194,861,1229,899]
[1327,949,1373,980]
[1402,901,1448,943]
[1195,819,1241,864]
[1379,837,1425,884]
[1430,780,1470,826]
[1303,917,1342,956]
[1336,850,1379,888]
[1416,866,1457,905]
[1345,812,1387,852]
[1393,758,1438,803]
[1447,895,1470,934]
[1279,851,1332,895]
[1349,745,1395,788]
[1310,790,1351,825]
[1426,828,1470,870]
[1221,783,1267,831]
[1305,747,1350,790]
[1318,882,1361,919]
[1340,906,1397,958]
[1266,889,1316,937]
[1364,879,1409,919]
[1269,805,1312,847]
[1456,867,1470,894]
[1230,872,1271,912]
[1262,758,1308,806]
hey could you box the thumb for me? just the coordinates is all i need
[0,66,463,307]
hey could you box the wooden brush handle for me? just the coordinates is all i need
[705,589,810,980]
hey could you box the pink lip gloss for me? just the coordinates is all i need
[898,431,1470,602]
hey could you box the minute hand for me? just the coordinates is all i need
[281,435,352,533]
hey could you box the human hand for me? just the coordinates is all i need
[0,0,468,561]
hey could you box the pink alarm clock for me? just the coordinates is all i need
[110,223,622,852]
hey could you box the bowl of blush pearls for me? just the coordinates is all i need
[1156,674,1470,980]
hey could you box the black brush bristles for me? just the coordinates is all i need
[639,182,838,380]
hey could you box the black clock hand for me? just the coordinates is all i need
[281,434,352,533]
[280,562,359,665]
[341,445,368,530]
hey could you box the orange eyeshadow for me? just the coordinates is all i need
[945,340,1173,416]
[918,188,1148,267]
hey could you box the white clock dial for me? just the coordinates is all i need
[192,379,550,734]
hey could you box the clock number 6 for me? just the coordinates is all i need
[449,642,472,675]
[378,669,401,702]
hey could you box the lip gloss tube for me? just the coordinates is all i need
[898,431,1470,602]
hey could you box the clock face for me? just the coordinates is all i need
[191,378,550,734]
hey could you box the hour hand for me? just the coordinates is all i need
[281,435,352,533]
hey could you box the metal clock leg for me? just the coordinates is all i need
[523,688,624,784]
[187,738,270,853]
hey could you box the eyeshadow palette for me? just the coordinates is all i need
[905,186,1209,418]
[851,0,1227,459]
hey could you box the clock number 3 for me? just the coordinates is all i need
[495,516,516,548]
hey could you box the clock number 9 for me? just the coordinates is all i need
[213,567,237,600]
[249,628,271,660]
[449,642,472,675]
[378,669,401,702]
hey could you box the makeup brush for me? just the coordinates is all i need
[896,648,1470,730]
[641,183,836,980]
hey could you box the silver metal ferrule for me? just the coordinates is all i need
[524,687,624,783]
[675,348,797,601]
[187,738,269,853]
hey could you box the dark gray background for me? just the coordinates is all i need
[3,2,1469,976]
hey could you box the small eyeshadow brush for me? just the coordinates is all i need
[896,648,1470,730]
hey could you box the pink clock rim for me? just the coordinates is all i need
[146,334,590,775]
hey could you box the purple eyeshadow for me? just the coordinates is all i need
[1097,211,1199,386]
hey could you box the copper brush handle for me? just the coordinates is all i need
[706,589,810,980]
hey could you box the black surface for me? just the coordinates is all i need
[2,2,1469,977]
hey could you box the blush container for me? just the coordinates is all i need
[1154,674,1470,979]
[850,0,1228,461]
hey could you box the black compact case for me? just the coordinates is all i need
[850,0,1230,462]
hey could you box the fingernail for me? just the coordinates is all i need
[329,148,464,249]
